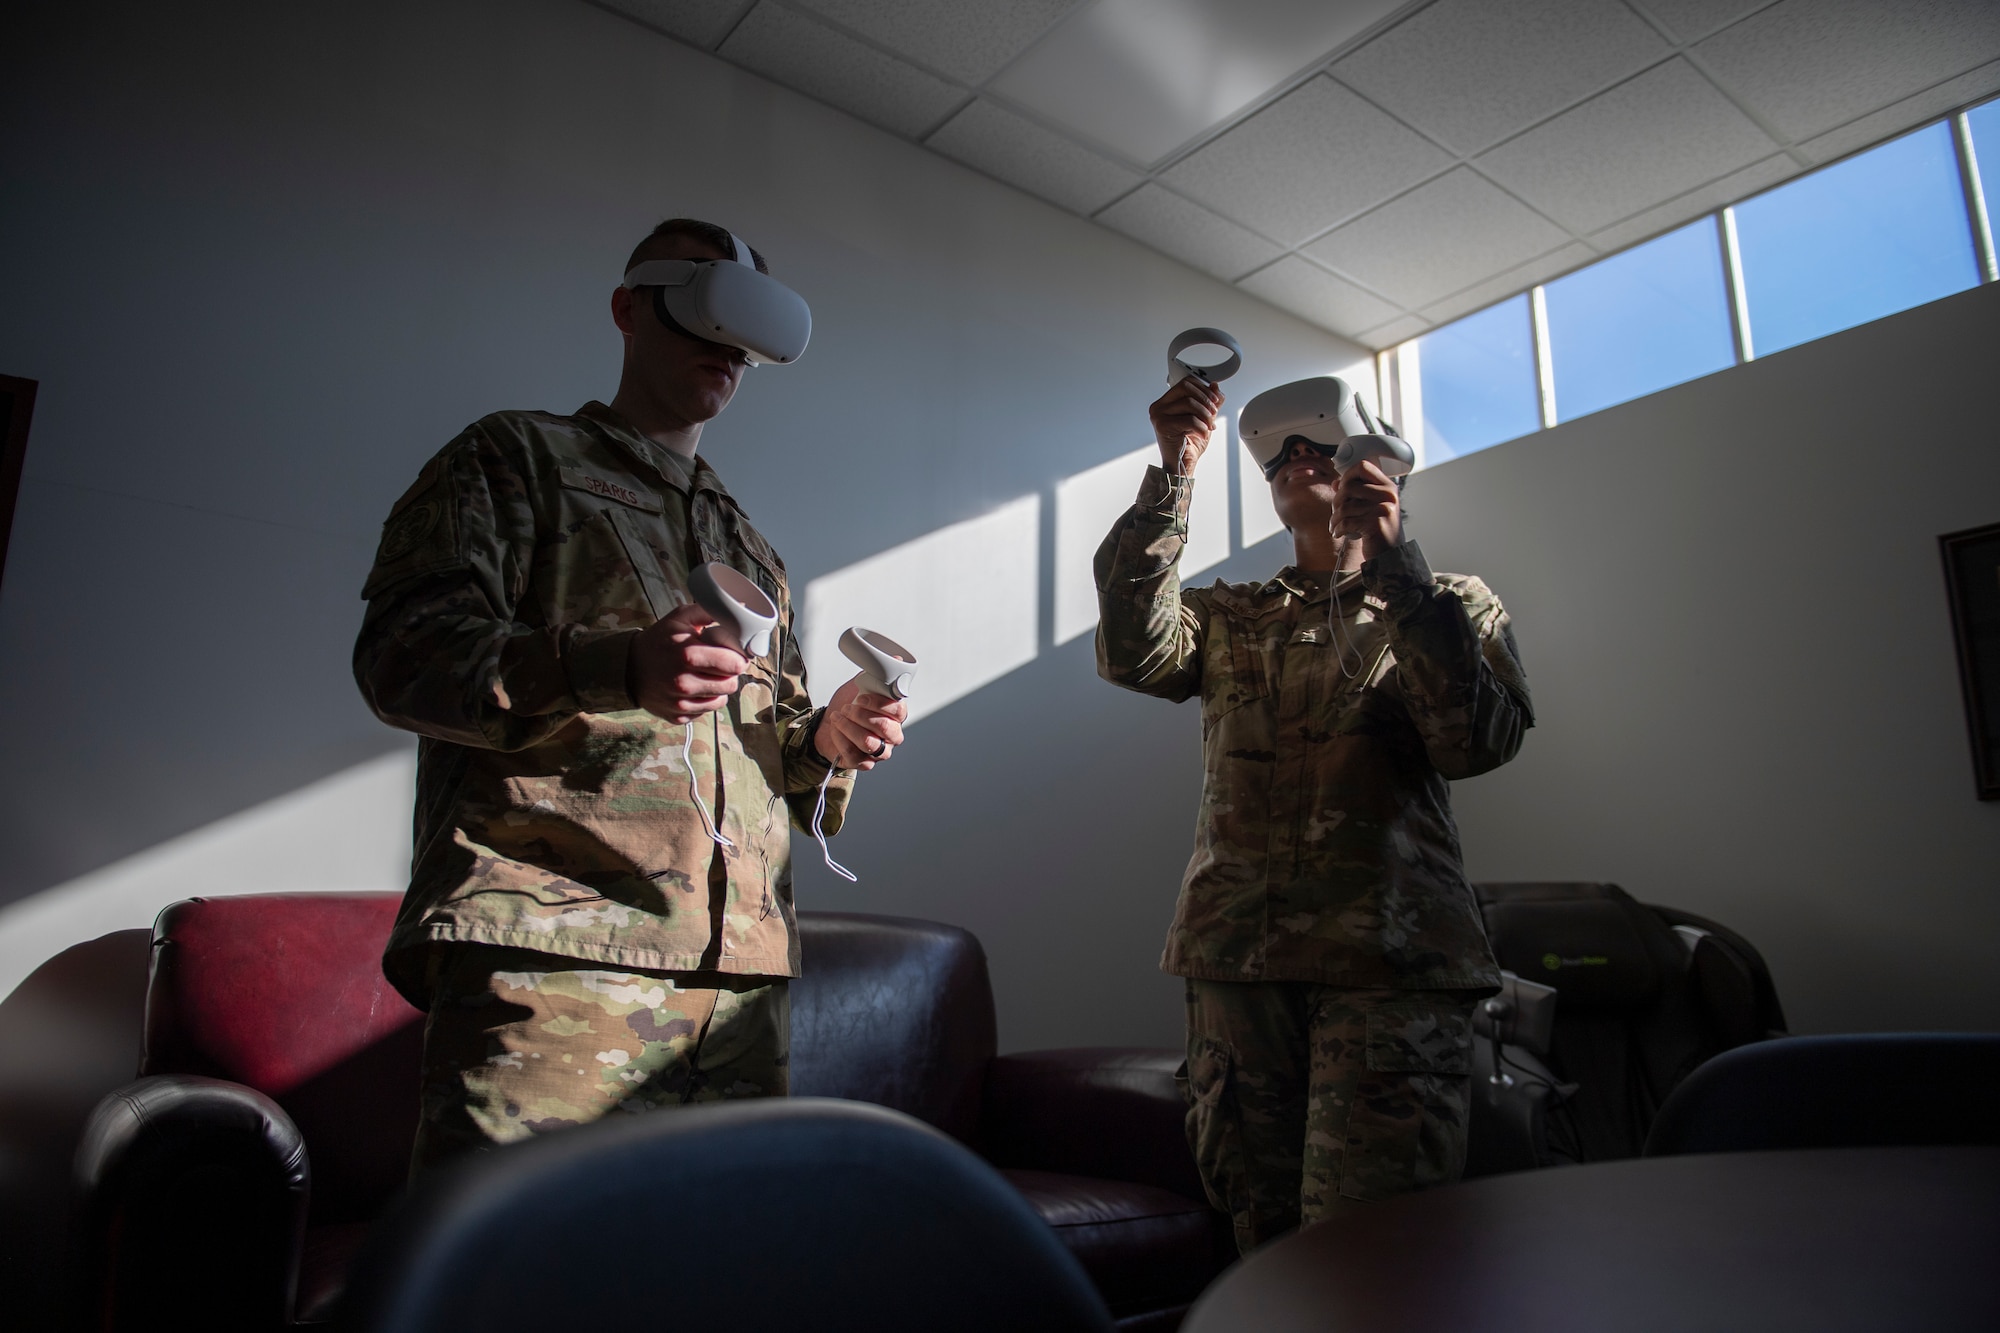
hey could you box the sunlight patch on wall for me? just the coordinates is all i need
[799,495,1041,725]
[1053,443,1230,645]
[1237,434,1284,549]
[0,748,417,1003]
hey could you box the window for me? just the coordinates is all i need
[1413,294,1539,462]
[1731,122,1980,357]
[1388,105,1995,468]
[1541,220,1735,423]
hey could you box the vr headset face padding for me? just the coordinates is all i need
[622,235,812,366]
[1239,376,1377,480]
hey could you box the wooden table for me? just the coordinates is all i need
[1184,1147,2000,1332]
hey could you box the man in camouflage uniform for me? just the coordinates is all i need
[1095,372,1532,1252]
[355,219,905,1170]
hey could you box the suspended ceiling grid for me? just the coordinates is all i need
[589,0,2000,349]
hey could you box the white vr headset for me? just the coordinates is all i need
[1239,375,1414,482]
[622,232,812,366]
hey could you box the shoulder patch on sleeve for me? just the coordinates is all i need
[362,447,468,600]
[379,495,441,560]
[1442,573,1532,713]
[1436,573,1503,628]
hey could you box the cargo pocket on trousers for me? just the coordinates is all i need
[1338,999,1475,1202]
[1182,1036,1244,1218]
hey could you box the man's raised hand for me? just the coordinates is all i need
[629,602,749,724]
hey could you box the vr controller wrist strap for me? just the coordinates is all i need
[811,765,857,884]
[799,706,858,882]
[682,717,735,850]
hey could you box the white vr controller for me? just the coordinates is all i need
[687,562,778,658]
[686,565,917,885]
[1333,432,1415,478]
[1167,327,1243,386]
[686,563,917,702]
[839,627,917,701]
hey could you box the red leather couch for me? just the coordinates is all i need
[74,894,1227,1330]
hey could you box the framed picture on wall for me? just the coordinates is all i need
[1940,520,2000,801]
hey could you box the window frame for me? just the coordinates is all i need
[1379,97,2000,464]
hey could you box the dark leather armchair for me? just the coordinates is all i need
[74,894,1227,1330]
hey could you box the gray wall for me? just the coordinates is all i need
[1405,279,2000,1035]
[0,0,1361,1048]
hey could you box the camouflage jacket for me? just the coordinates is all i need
[355,401,851,1005]
[1095,467,1531,990]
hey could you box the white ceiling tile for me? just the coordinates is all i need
[1355,313,1433,349]
[1302,168,1572,308]
[1477,58,1777,232]
[1695,0,2000,142]
[1237,256,1402,337]
[1162,76,1454,245]
[590,0,755,49]
[926,100,1142,215]
[990,0,1410,167]
[1417,241,1597,325]
[1798,56,2000,164]
[789,0,1076,84]
[719,3,966,138]
[1095,185,1284,282]
[1332,0,1669,155]
[1585,153,1798,251]
[1629,0,1774,43]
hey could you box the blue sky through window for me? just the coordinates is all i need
[1417,295,1538,462]
[1542,220,1735,423]
[1733,123,1979,357]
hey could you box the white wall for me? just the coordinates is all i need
[0,0,1368,1046]
[1404,279,2000,1034]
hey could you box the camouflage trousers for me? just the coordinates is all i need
[1181,979,1476,1254]
[412,944,788,1175]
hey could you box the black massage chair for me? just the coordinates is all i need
[1464,881,1786,1175]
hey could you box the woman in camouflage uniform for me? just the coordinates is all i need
[1095,372,1532,1253]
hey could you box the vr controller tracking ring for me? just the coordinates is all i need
[1168,327,1243,385]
